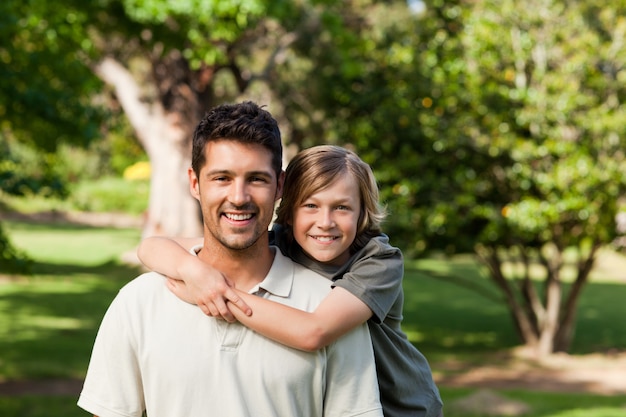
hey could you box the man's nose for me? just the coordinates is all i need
[228,180,250,206]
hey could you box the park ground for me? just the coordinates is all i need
[1,349,626,397]
[1,211,625,409]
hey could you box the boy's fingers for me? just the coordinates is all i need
[212,299,236,322]
[225,290,252,316]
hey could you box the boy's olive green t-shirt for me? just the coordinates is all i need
[271,224,444,417]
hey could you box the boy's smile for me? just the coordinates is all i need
[291,172,360,266]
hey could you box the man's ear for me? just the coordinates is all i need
[188,167,200,201]
[276,170,286,201]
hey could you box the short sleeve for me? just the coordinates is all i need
[332,234,404,323]
[77,286,145,417]
[323,324,383,417]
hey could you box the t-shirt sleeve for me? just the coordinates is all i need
[332,234,404,323]
[324,325,383,417]
[77,285,145,417]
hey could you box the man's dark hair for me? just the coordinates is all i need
[191,101,283,177]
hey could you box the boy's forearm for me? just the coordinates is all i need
[137,236,200,279]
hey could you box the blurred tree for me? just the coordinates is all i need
[442,0,626,356]
[0,0,104,150]
[321,0,626,356]
[64,0,381,238]
[0,0,399,257]
[0,0,104,271]
[3,0,624,357]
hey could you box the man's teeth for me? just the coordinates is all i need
[225,213,253,221]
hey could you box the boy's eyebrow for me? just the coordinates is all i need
[305,195,355,203]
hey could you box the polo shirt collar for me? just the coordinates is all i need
[190,245,293,299]
[248,247,293,298]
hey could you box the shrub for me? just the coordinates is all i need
[0,223,31,274]
[0,140,68,199]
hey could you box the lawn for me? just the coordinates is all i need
[1,218,626,417]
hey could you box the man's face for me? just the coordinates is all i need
[189,140,284,251]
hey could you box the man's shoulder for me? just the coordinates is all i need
[117,272,167,298]
[273,249,331,290]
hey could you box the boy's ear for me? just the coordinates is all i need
[188,167,200,201]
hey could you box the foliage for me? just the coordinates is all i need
[0,0,104,150]
[273,0,626,354]
[70,177,149,215]
[2,0,625,355]
[108,122,147,176]
[0,138,68,199]
[2,176,149,216]
[430,0,626,354]
[0,223,31,274]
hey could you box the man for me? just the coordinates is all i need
[77,101,382,417]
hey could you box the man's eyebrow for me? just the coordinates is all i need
[248,170,274,178]
[204,169,233,177]
[203,169,274,178]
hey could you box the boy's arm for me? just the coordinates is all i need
[137,236,251,321]
[226,287,373,351]
[167,279,372,351]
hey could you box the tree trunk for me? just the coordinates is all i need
[94,57,202,239]
[477,246,539,347]
[142,119,201,239]
[479,241,603,357]
[554,242,599,352]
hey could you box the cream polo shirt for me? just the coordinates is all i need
[78,248,382,417]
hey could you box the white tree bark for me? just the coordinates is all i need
[94,57,202,238]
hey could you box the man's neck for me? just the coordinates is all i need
[197,241,275,292]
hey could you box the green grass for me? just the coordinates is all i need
[1,219,626,416]
[439,387,626,417]
[0,396,86,417]
[1,389,625,417]
[403,255,626,359]
[3,221,141,266]
[0,221,142,380]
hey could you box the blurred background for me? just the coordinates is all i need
[1,0,626,416]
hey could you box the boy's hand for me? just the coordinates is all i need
[166,270,252,322]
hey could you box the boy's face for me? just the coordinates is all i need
[189,139,284,252]
[290,172,360,266]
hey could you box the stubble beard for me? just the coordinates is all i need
[205,221,264,252]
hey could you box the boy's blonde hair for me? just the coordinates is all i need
[275,145,386,251]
